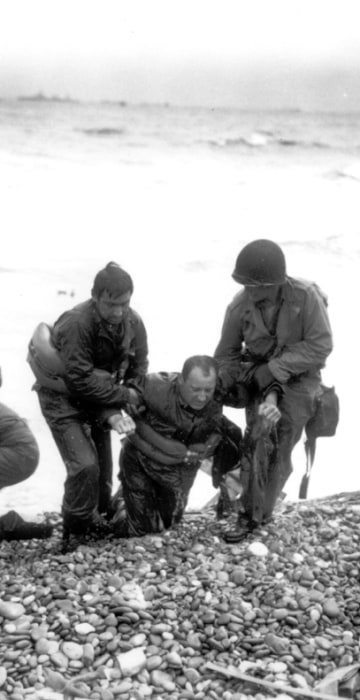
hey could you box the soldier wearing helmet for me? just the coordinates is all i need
[214,239,333,541]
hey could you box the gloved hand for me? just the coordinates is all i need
[253,363,275,390]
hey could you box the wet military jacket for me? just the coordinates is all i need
[128,371,224,464]
[52,299,148,405]
[215,276,333,385]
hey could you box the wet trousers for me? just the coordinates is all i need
[119,441,199,537]
[0,402,40,537]
[37,388,113,530]
[240,375,320,523]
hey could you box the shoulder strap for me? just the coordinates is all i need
[299,435,317,499]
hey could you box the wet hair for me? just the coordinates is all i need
[91,262,134,299]
[181,355,218,381]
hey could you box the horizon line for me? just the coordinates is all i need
[0,93,359,115]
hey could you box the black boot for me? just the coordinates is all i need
[222,516,258,543]
[113,517,129,538]
[2,520,53,541]
[62,512,114,551]
[86,514,114,538]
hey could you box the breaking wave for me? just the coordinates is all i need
[325,164,360,181]
[207,133,331,150]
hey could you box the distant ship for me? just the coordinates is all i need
[17,92,77,104]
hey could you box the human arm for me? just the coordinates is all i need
[268,285,333,383]
[214,299,246,398]
[258,390,281,427]
[122,312,149,385]
[56,321,134,406]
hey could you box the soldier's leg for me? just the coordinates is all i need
[157,464,198,528]
[91,424,113,517]
[242,377,319,523]
[275,377,319,494]
[119,442,163,536]
[37,390,100,534]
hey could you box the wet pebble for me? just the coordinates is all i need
[0,600,25,620]
[61,641,83,660]
[151,669,176,691]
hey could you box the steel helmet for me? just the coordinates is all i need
[232,239,286,285]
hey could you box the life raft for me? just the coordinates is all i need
[27,322,68,393]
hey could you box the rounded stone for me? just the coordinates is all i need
[0,601,25,620]
[230,568,246,585]
[146,655,163,671]
[323,599,341,618]
[61,642,84,660]
[247,542,269,557]
[75,623,96,635]
[0,668,6,688]
[150,669,176,692]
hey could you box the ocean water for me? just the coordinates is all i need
[0,99,359,516]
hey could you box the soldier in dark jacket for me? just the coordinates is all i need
[0,367,53,541]
[215,239,333,541]
[108,355,242,537]
[28,262,148,543]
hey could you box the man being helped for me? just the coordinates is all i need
[215,239,333,542]
[28,262,148,544]
[0,368,53,541]
[109,355,242,537]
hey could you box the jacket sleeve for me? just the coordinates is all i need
[57,322,131,406]
[124,313,149,387]
[214,304,244,393]
[268,286,333,383]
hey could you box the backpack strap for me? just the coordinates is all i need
[299,434,317,499]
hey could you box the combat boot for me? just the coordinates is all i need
[0,510,53,541]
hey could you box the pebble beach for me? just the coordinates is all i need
[1,491,360,700]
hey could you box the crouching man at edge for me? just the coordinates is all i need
[0,367,53,541]
[107,355,243,537]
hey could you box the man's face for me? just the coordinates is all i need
[179,367,217,411]
[245,284,281,304]
[94,290,132,325]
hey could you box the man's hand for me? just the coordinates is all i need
[258,390,281,426]
[108,412,136,436]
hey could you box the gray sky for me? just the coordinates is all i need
[1,0,360,110]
